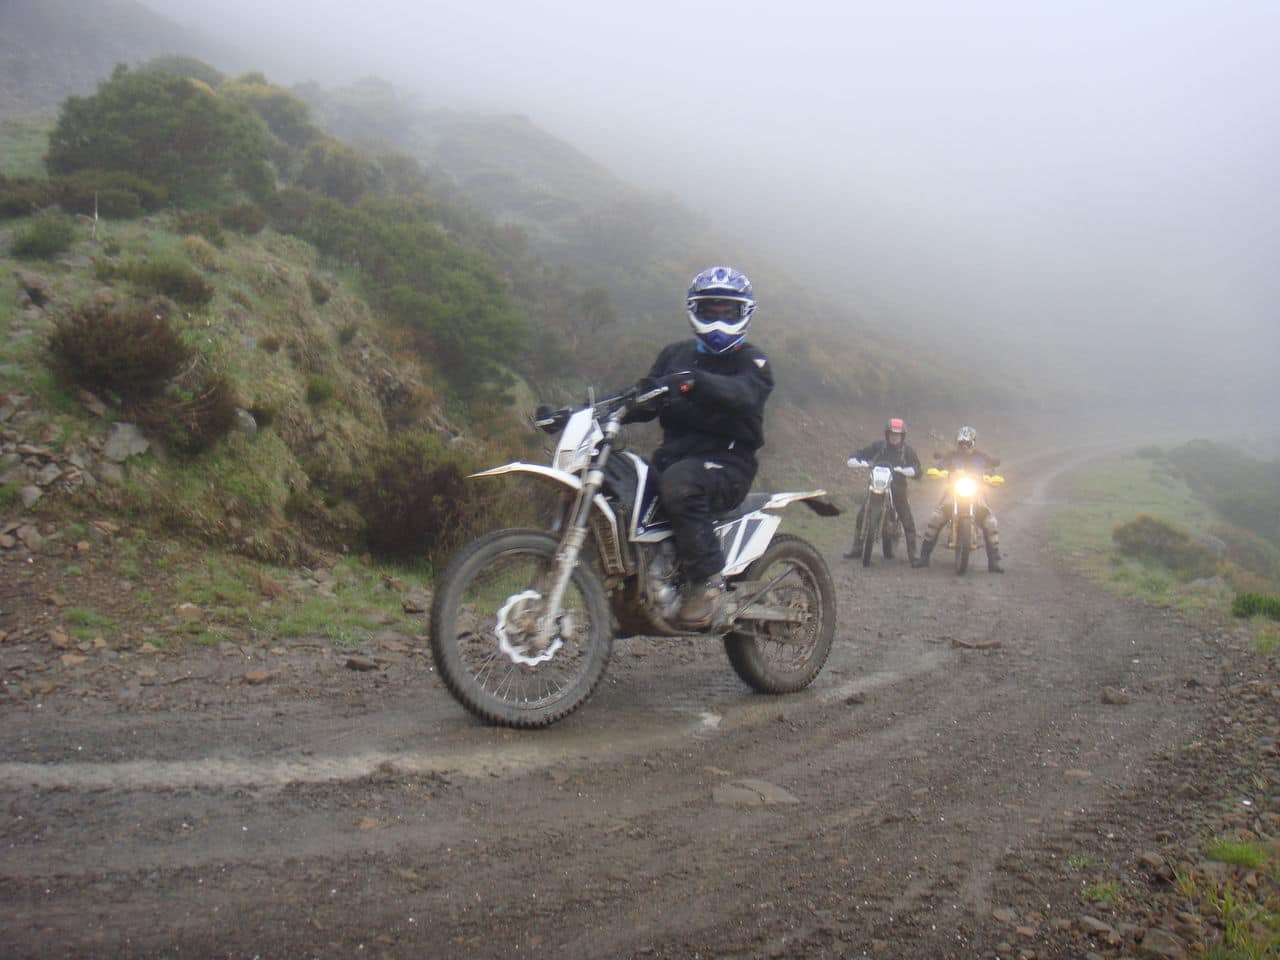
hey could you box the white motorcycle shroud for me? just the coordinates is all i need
[470,452,826,578]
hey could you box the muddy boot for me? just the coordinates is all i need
[842,540,863,559]
[905,533,918,565]
[985,540,1004,573]
[911,538,933,568]
[675,576,724,629]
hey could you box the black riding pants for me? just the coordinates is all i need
[656,455,752,583]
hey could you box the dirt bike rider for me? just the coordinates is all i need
[842,417,922,563]
[623,266,774,629]
[912,425,1004,572]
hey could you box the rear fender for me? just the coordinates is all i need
[762,489,840,516]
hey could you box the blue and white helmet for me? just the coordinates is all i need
[686,266,755,354]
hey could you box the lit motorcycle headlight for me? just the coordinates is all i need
[954,476,978,498]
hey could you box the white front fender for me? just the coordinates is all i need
[467,462,625,573]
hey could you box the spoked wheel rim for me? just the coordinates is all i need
[735,558,824,670]
[432,530,611,725]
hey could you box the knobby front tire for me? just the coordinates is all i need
[954,514,971,575]
[429,528,613,728]
[861,496,882,567]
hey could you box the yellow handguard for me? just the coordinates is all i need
[984,475,1005,485]
[926,467,946,479]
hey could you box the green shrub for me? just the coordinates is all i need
[218,203,266,235]
[174,210,226,247]
[134,370,239,455]
[1111,514,1217,580]
[112,255,215,306]
[337,322,358,345]
[47,298,189,402]
[354,432,479,562]
[1231,592,1280,621]
[307,272,331,305]
[55,170,167,216]
[12,213,75,258]
[304,375,334,405]
[46,64,271,205]
[1135,444,1164,459]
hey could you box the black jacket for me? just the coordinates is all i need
[627,340,773,473]
[851,439,922,494]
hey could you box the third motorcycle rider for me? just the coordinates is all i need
[843,417,922,564]
[913,425,1004,572]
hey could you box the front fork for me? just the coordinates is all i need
[532,419,620,651]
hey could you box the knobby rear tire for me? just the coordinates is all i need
[429,528,612,728]
[725,534,836,694]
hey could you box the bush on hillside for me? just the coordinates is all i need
[1213,522,1280,583]
[295,137,382,203]
[219,203,266,235]
[46,64,272,205]
[48,297,190,402]
[1111,514,1218,580]
[12,213,75,258]
[98,255,215,307]
[1231,592,1280,621]
[354,432,482,563]
[138,56,226,89]
[174,210,226,247]
[133,369,239,456]
[0,171,166,220]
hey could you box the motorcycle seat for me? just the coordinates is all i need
[713,492,772,523]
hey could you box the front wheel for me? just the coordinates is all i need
[954,513,971,575]
[725,534,836,694]
[861,495,883,567]
[429,528,613,728]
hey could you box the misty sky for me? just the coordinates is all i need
[144,0,1280,422]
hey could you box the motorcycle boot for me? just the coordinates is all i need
[842,540,863,559]
[911,537,934,568]
[675,575,725,629]
[985,537,1004,573]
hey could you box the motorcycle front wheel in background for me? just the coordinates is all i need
[861,495,882,567]
[954,512,971,575]
[882,503,900,559]
[725,534,836,694]
[429,528,612,728]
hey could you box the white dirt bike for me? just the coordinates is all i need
[429,381,840,728]
[845,459,912,566]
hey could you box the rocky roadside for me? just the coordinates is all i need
[972,626,1279,960]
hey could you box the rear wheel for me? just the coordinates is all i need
[429,528,612,727]
[954,514,971,575]
[725,534,836,694]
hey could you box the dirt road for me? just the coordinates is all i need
[0,455,1267,959]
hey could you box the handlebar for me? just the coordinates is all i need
[533,380,672,435]
[925,467,1005,484]
[846,459,914,477]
